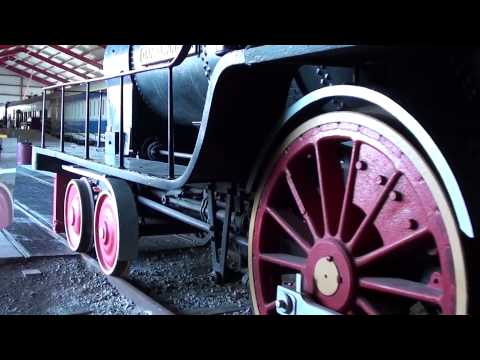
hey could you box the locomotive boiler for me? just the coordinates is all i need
[103,45,236,161]
[32,45,480,315]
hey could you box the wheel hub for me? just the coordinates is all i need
[65,182,83,249]
[94,192,119,273]
[68,206,76,226]
[99,223,108,244]
[304,239,356,311]
[314,257,339,296]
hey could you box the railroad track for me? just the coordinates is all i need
[80,254,173,315]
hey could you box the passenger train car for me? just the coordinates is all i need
[31,45,480,315]
[1,90,107,138]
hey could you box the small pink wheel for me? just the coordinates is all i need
[94,178,138,276]
[0,182,13,229]
[64,178,94,252]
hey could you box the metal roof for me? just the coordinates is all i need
[0,45,105,87]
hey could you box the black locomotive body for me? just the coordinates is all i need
[32,45,480,315]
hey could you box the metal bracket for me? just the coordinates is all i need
[208,184,235,282]
[276,274,339,315]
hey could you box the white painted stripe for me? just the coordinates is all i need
[0,168,16,174]
[0,229,30,258]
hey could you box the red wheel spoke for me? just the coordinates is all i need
[356,296,381,315]
[259,253,306,272]
[266,207,312,254]
[359,277,442,304]
[337,140,361,240]
[285,169,320,240]
[347,171,402,253]
[265,301,277,313]
[355,227,430,268]
[315,142,344,236]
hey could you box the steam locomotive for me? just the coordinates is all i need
[32,45,480,315]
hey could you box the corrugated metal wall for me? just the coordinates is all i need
[0,67,44,105]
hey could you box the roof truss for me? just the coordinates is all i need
[0,45,105,86]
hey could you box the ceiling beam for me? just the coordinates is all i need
[49,45,103,70]
[0,47,90,79]
[0,48,22,58]
[6,58,69,83]
[27,51,92,80]
[0,60,54,86]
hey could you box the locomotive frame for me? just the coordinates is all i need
[31,45,479,315]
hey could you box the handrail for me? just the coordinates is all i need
[40,45,193,180]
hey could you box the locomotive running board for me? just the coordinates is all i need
[62,165,106,181]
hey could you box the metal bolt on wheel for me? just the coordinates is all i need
[249,111,468,315]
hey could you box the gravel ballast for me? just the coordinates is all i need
[0,255,147,315]
[127,236,252,315]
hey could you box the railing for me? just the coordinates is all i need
[40,45,192,180]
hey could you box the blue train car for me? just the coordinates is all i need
[63,91,107,134]
[1,90,107,137]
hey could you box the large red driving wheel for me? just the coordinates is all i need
[64,178,94,253]
[94,178,138,276]
[249,111,468,315]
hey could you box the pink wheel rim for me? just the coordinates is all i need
[94,192,119,274]
[65,182,83,250]
[252,119,459,315]
[0,183,12,229]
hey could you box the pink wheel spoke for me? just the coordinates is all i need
[285,169,320,240]
[355,227,430,268]
[315,141,345,236]
[266,207,312,254]
[337,141,361,240]
[359,277,442,304]
[315,143,332,236]
[356,296,381,315]
[259,253,306,272]
[347,171,402,253]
